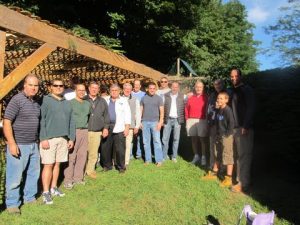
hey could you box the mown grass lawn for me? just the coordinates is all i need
[0,158,292,225]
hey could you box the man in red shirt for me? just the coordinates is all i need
[185,80,208,166]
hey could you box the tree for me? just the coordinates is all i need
[0,0,258,76]
[180,0,258,79]
[265,0,300,66]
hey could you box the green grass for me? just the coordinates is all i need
[0,159,292,225]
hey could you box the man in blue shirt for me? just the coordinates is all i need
[131,79,145,159]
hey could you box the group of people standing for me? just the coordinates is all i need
[2,68,254,215]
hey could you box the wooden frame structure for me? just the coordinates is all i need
[0,4,165,118]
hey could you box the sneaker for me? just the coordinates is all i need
[50,187,65,197]
[172,158,177,163]
[74,180,86,186]
[7,207,21,215]
[42,192,53,205]
[201,155,206,166]
[220,175,232,187]
[144,162,150,166]
[201,170,218,180]
[191,154,200,164]
[64,183,74,190]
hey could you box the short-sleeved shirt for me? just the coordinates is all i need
[4,92,40,144]
[141,94,163,122]
[131,90,146,102]
[70,99,91,129]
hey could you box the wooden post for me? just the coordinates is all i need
[0,31,6,119]
[0,43,56,100]
[176,58,180,76]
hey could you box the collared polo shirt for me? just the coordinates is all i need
[4,92,40,144]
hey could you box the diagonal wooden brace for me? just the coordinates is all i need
[0,43,56,100]
[0,31,5,81]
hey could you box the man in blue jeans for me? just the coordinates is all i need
[3,75,41,214]
[141,82,164,166]
[162,81,185,162]
[131,79,145,159]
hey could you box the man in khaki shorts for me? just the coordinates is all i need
[185,80,208,166]
[40,79,75,204]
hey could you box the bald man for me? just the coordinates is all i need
[4,75,41,214]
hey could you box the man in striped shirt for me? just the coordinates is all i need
[3,75,41,215]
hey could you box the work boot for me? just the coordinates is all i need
[231,183,249,194]
[87,171,97,179]
[220,175,232,187]
[201,170,218,180]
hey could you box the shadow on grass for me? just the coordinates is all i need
[250,131,300,224]
[205,215,221,225]
[176,67,300,224]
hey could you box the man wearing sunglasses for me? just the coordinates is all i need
[156,77,171,103]
[39,79,75,205]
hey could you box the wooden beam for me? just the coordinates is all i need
[0,5,164,81]
[0,43,56,100]
[0,31,5,80]
[0,30,6,118]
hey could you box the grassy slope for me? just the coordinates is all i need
[0,159,291,225]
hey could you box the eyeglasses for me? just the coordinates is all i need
[52,84,64,88]
[161,81,168,83]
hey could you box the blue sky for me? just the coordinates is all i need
[223,0,288,71]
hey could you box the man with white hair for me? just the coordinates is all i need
[101,84,131,173]
[185,80,208,166]
[122,83,141,166]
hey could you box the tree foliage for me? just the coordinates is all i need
[180,0,258,79]
[265,0,300,66]
[0,0,258,77]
